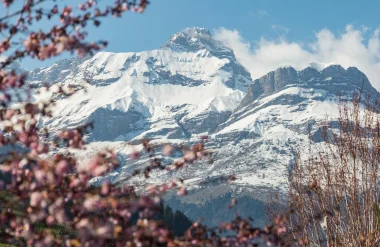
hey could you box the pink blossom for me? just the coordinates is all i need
[101,180,110,195]
[184,151,197,163]
[93,165,108,176]
[30,191,43,207]
[83,196,99,211]
[177,186,187,196]
[96,223,113,238]
[3,109,14,119]
[46,215,56,225]
[163,144,174,156]
[55,160,69,176]
[23,34,39,52]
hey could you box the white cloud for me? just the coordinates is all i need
[213,26,380,90]
[271,25,289,34]
[249,9,268,19]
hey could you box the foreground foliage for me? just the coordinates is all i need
[0,1,291,246]
[273,92,380,246]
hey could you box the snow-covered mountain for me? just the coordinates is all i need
[42,28,251,143]
[26,27,378,226]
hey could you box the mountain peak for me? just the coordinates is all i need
[238,64,377,109]
[162,27,223,52]
[180,27,211,36]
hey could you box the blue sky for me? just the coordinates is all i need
[17,0,378,66]
[91,0,379,53]
[12,0,380,88]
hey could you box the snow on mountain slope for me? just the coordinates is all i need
[40,28,251,142]
[204,65,378,193]
[25,27,379,226]
[87,64,377,199]
[95,63,377,227]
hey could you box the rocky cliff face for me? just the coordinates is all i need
[239,65,375,109]
[22,28,378,226]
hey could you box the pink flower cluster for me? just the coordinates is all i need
[0,1,297,246]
